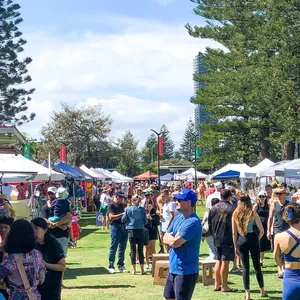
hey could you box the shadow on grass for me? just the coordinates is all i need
[79,228,98,239]
[65,267,109,279]
[64,285,135,290]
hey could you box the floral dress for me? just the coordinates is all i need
[0,250,46,300]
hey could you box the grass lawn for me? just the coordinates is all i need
[62,207,283,300]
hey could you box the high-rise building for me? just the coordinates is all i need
[193,52,212,137]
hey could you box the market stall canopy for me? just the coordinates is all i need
[283,159,300,178]
[73,166,93,181]
[55,162,84,180]
[160,173,174,181]
[259,160,292,177]
[0,154,65,181]
[133,171,158,181]
[90,168,110,180]
[80,165,106,180]
[41,160,63,174]
[111,171,133,183]
[211,163,256,179]
[96,168,120,182]
[181,168,208,179]
[251,159,274,176]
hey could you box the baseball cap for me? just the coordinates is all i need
[258,191,267,197]
[214,182,222,189]
[47,186,57,194]
[173,188,197,204]
[56,187,69,199]
[115,191,126,197]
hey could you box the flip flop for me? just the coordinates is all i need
[222,288,238,293]
[278,274,283,279]
[214,287,221,292]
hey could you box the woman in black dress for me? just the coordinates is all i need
[253,191,271,266]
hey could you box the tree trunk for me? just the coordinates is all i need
[259,126,270,160]
[281,141,295,160]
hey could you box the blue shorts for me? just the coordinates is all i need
[163,273,198,300]
[283,269,300,300]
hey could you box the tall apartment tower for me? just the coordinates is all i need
[193,52,210,137]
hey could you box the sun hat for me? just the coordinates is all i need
[103,186,111,193]
[0,194,8,201]
[173,188,197,204]
[143,189,153,196]
[56,187,69,199]
[274,187,289,195]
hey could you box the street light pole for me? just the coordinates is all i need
[151,143,157,164]
[191,133,198,189]
[151,129,162,190]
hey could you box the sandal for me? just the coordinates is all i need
[214,287,221,292]
[222,288,238,293]
[278,274,283,279]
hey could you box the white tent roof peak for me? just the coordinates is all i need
[181,168,208,179]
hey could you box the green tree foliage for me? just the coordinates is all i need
[160,124,175,159]
[0,0,35,125]
[140,133,157,167]
[116,130,140,177]
[179,118,197,162]
[40,104,116,167]
[186,0,300,168]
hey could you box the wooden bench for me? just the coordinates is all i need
[151,253,169,277]
[199,260,216,286]
[153,260,169,285]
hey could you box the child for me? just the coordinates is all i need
[48,187,70,226]
[71,215,81,247]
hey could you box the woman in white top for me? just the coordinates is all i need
[100,187,111,230]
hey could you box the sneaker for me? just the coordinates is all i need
[108,267,115,274]
[118,266,129,273]
[145,265,151,271]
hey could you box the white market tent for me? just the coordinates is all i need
[259,160,292,177]
[211,163,256,179]
[283,159,300,178]
[181,168,208,179]
[90,168,111,180]
[80,165,106,180]
[0,154,65,182]
[111,170,133,183]
[96,168,120,182]
[251,159,274,176]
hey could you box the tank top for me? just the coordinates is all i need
[257,203,269,220]
[274,201,290,234]
[283,230,300,262]
[247,218,254,233]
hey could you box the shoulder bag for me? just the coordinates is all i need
[13,254,35,300]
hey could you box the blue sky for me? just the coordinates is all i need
[18,0,217,148]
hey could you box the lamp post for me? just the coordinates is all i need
[151,129,162,190]
[151,142,157,164]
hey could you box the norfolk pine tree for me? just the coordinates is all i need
[0,0,35,125]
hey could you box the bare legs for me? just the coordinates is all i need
[215,260,232,291]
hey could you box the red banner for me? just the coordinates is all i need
[59,146,67,163]
[158,137,164,157]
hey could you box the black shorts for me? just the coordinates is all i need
[216,245,235,261]
[163,273,198,300]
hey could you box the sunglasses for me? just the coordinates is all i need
[275,193,284,195]
[259,196,266,198]
[48,192,55,196]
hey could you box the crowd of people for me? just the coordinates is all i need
[0,178,299,300]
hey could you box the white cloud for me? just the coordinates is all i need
[155,0,176,6]
[20,15,221,148]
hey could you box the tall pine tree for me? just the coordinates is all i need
[186,0,300,168]
[179,118,196,162]
[160,124,175,159]
[0,0,35,125]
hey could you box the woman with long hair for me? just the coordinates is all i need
[121,195,147,275]
[253,191,271,266]
[232,194,267,300]
[31,218,66,300]
[274,203,300,300]
[0,219,46,299]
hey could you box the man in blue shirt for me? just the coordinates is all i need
[163,188,202,300]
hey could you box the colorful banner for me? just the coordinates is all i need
[196,148,200,159]
[59,146,67,162]
[158,137,164,157]
[23,143,31,159]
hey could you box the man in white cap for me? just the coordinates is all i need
[206,182,223,209]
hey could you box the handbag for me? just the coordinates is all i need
[13,254,35,300]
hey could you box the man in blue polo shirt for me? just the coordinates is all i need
[163,188,202,300]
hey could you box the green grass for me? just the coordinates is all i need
[62,208,282,300]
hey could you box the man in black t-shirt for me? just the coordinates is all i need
[208,189,236,292]
[107,191,129,274]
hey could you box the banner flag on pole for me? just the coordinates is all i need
[158,137,164,157]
